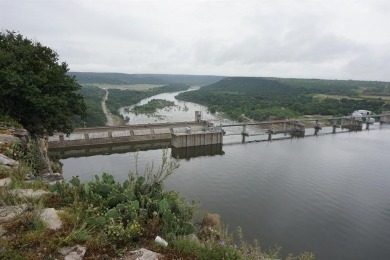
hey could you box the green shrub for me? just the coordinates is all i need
[50,150,196,245]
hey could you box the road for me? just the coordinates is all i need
[101,89,122,126]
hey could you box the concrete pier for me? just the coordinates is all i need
[341,118,363,131]
[171,144,224,159]
[171,131,223,148]
[380,111,390,124]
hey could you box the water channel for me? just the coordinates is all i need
[59,90,390,259]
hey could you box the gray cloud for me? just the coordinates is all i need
[1,0,389,81]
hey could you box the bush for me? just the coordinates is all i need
[50,150,197,245]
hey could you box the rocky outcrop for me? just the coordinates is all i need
[0,204,27,223]
[10,188,50,198]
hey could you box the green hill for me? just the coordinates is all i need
[69,72,224,86]
[176,77,390,121]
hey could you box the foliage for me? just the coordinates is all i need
[5,139,44,176]
[132,99,175,114]
[177,77,388,121]
[71,85,106,127]
[0,113,22,128]
[171,225,292,260]
[0,30,86,136]
[49,150,195,246]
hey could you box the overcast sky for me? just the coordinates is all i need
[1,0,389,81]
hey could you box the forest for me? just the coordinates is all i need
[176,77,390,122]
[131,99,175,114]
[71,85,106,127]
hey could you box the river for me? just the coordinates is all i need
[60,90,390,259]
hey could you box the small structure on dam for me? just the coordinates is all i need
[380,111,390,124]
[171,130,223,148]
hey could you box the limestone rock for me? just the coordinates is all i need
[0,153,19,167]
[0,134,19,145]
[120,248,163,260]
[59,244,87,260]
[11,188,50,198]
[0,204,27,223]
[40,208,62,230]
[43,172,63,184]
[25,172,63,185]
[0,127,28,139]
[0,177,11,187]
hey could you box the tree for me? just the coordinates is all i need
[0,30,86,137]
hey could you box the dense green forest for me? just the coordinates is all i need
[69,72,224,86]
[176,77,390,122]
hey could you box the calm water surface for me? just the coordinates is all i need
[60,90,390,259]
[61,124,390,260]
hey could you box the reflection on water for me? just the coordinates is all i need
[171,144,224,160]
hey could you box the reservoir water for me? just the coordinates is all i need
[59,91,390,259]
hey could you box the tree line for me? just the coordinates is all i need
[176,77,389,122]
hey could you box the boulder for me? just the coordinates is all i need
[0,153,19,167]
[40,208,62,230]
[59,245,87,260]
[120,248,163,260]
[0,177,11,187]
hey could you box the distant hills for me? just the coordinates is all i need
[176,76,390,121]
[69,72,225,86]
